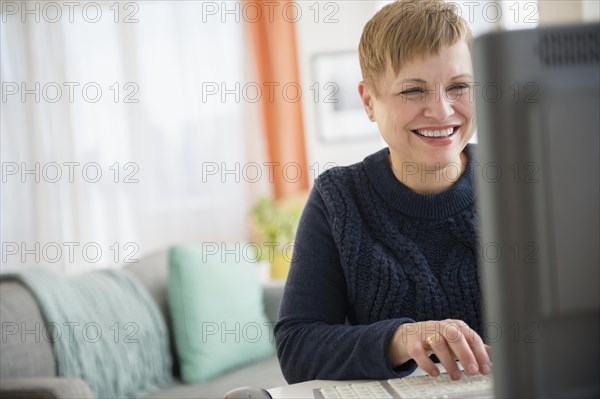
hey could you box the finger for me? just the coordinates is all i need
[441,321,479,377]
[462,329,492,375]
[426,334,462,380]
[454,322,492,375]
[473,344,493,375]
[408,338,441,377]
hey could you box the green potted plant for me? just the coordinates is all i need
[249,195,304,279]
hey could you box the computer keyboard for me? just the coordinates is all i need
[314,371,494,398]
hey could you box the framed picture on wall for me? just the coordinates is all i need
[311,50,380,143]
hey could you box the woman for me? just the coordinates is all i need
[274,0,491,383]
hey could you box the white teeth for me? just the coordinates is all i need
[415,127,454,137]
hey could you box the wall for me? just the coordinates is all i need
[539,0,600,25]
[295,1,385,179]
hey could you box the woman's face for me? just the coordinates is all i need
[360,41,475,170]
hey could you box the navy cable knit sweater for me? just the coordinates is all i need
[274,145,482,383]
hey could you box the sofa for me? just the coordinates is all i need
[0,250,287,398]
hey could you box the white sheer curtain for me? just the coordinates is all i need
[1,1,263,274]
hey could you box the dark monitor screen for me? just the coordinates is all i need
[473,23,600,398]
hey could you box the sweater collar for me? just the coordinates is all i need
[363,144,476,220]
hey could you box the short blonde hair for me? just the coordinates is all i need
[359,0,472,97]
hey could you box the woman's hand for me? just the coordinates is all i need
[388,319,492,380]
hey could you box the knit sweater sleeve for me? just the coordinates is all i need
[274,184,417,383]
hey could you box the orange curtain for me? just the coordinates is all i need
[244,0,309,200]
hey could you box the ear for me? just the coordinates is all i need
[358,81,375,121]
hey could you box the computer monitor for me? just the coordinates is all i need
[474,23,600,397]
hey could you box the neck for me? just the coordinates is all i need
[389,152,468,194]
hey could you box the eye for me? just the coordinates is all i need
[447,83,471,91]
[445,83,471,101]
[398,87,425,96]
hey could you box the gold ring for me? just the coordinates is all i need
[425,334,436,347]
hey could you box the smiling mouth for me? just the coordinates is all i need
[412,126,459,138]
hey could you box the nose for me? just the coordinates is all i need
[423,90,455,120]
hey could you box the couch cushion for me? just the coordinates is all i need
[262,280,285,324]
[0,281,57,378]
[124,251,170,319]
[168,245,275,383]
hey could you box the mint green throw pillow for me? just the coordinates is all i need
[167,245,275,383]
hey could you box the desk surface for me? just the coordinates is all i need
[267,368,431,399]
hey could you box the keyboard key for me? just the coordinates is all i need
[317,371,494,398]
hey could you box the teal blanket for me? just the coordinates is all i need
[2,268,173,398]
